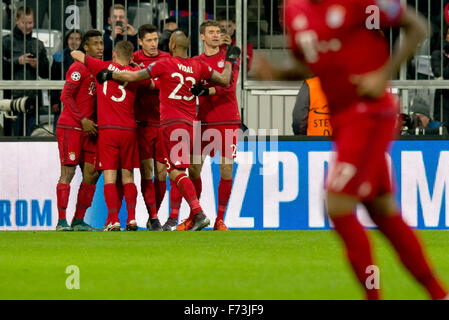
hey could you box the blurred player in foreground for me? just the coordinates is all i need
[55,30,104,231]
[72,41,149,231]
[171,20,241,231]
[133,24,171,231]
[96,31,239,231]
[253,0,448,299]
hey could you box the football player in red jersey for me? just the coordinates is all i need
[172,20,241,231]
[133,24,171,231]
[253,0,448,300]
[97,31,239,231]
[71,41,152,231]
[55,30,104,232]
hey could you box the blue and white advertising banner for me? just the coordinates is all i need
[0,139,449,230]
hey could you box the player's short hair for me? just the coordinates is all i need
[114,40,134,61]
[81,29,102,49]
[200,20,221,35]
[110,4,126,16]
[171,30,190,50]
[16,5,33,19]
[138,24,158,40]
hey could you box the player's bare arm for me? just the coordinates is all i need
[112,69,150,83]
[350,7,427,98]
[252,53,313,81]
[71,50,86,64]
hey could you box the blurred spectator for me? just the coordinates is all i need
[292,77,332,136]
[2,5,49,136]
[263,0,282,34]
[401,97,447,136]
[103,4,138,61]
[50,30,83,133]
[158,17,178,53]
[218,17,253,71]
[431,24,449,130]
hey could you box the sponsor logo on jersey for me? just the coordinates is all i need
[71,72,81,81]
[69,152,76,161]
[326,5,346,29]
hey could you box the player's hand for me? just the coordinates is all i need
[226,45,241,64]
[96,69,113,84]
[190,84,210,96]
[81,118,98,136]
[350,68,389,99]
[71,50,85,64]
[251,54,275,81]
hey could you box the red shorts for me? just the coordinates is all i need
[161,123,198,172]
[97,129,140,171]
[199,124,240,160]
[326,96,399,201]
[56,127,97,166]
[137,125,166,163]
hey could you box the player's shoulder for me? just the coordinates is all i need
[158,50,171,58]
[67,61,90,80]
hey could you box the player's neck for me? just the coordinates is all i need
[173,49,188,59]
[114,58,130,66]
[204,44,219,56]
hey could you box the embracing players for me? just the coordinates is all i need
[55,30,104,232]
[253,0,447,300]
[133,24,171,231]
[71,41,149,231]
[96,30,239,231]
[172,20,241,231]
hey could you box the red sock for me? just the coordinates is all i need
[217,178,233,221]
[331,213,380,300]
[371,214,448,300]
[169,180,182,220]
[154,179,167,212]
[188,177,202,219]
[141,179,157,219]
[116,181,124,211]
[175,173,202,215]
[104,183,119,224]
[74,183,96,219]
[124,183,137,223]
[56,183,70,220]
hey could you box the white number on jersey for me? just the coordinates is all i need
[168,72,196,101]
[103,81,127,102]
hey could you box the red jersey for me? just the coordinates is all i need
[58,61,96,129]
[146,56,214,124]
[133,49,171,125]
[194,45,241,125]
[285,0,404,114]
[84,55,143,130]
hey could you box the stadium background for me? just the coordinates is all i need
[0,0,449,230]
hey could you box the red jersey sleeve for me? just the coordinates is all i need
[84,55,109,77]
[199,61,214,81]
[363,0,404,28]
[61,63,85,122]
[146,61,164,78]
[215,58,240,96]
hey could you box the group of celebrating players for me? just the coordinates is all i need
[55,20,241,233]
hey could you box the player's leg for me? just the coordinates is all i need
[365,193,448,300]
[103,169,121,231]
[140,158,161,230]
[154,160,168,212]
[121,168,138,231]
[56,165,76,231]
[169,168,209,231]
[164,179,182,231]
[327,191,379,300]
[214,158,233,231]
[71,160,100,231]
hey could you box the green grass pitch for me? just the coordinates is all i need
[0,230,448,300]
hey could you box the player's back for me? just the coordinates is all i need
[133,49,171,123]
[148,56,213,124]
[285,0,402,114]
[58,61,96,128]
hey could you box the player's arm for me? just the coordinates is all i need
[351,5,427,98]
[209,46,242,86]
[252,53,313,81]
[94,68,150,84]
[71,50,86,64]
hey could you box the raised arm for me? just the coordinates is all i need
[112,69,150,82]
[252,53,313,81]
[71,50,86,64]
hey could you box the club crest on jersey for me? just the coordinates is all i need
[69,152,76,161]
[326,5,346,29]
[177,64,193,74]
[218,60,225,68]
[292,14,308,30]
[71,72,81,81]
